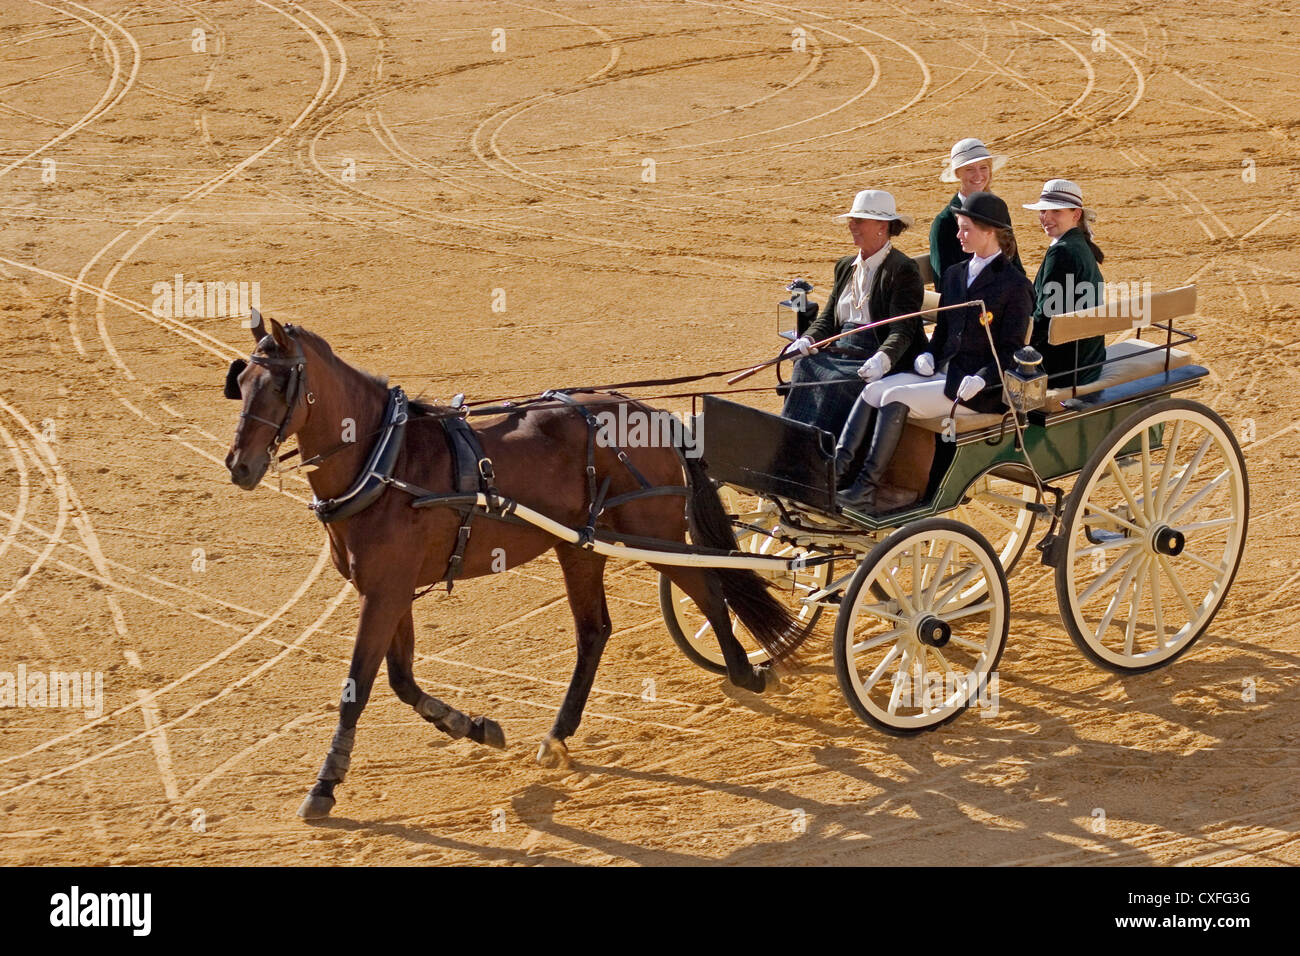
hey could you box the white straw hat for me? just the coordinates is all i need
[940,137,1008,182]
[1023,179,1097,224]
[833,189,914,227]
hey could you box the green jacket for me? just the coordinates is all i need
[929,193,1026,284]
[1030,226,1106,387]
[801,246,926,372]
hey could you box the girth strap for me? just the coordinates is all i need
[438,415,496,591]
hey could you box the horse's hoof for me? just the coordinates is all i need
[536,737,571,770]
[469,716,507,750]
[760,666,786,694]
[297,792,336,820]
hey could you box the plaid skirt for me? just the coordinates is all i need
[780,351,866,437]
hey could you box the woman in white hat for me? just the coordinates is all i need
[928,138,1024,282]
[782,189,926,444]
[839,192,1034,512]
[1023,179,1106,387]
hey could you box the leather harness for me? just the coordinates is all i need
[228,335,688,593]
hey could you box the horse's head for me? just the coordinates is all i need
[223,309,315,490]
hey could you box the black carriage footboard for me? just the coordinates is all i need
[698,395,838,512]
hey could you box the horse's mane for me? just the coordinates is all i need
[279,325,457,420]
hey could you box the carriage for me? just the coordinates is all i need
[657,266,1248,734]
[224,270,1248,818]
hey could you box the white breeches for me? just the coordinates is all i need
[858,372,953,419]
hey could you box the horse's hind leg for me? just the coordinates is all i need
[387,610,505,748]
[537,545,613,770]
[656,565,771,694]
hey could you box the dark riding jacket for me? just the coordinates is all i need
[799,247,926,371]
[929,193,1026,284]
[932,252,1035,415]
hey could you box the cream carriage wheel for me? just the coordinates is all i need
[1054,398,1248,672]
[659,488,829,673]
[947,468,1041,596]
[834,518,1008,734]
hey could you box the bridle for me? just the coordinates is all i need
[224,325,316,462]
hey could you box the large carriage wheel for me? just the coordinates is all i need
[659,489,830,673]
[834,518,1009,734]
[1054,398,1248,672]
[951,469,1041,580]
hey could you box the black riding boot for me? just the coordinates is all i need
[838,402,910,512]
[833,398,876,486]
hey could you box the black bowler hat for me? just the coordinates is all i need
[957,191,1013,231]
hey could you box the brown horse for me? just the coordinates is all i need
[223,313,812,819]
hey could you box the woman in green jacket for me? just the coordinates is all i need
[1023,179,1106,388]
[929,137,1024,281]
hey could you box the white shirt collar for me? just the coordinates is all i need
[966,248,1001,283]
[854,240,892,273]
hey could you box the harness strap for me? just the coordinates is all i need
[438,415,498,591]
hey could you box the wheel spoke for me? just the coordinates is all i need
[882,563,916,616]
[938,600,994,622]
[1157,553,1199,620]
[1167,469,1230,525]
[1161,435,1213,518]
[948,633,987,652]
[1178,548,1227,576]
[1154,418,1182,514]
[1106,458,1148,529]
[1149,559,1165,649]
[852,626,905,655]
[933,563,983,611]
[924,542,956,608]
[692,620,714,642]
[969,500,1020,533]
[864,642,902,686]
[1094,553,1143,642]
[1178,516,1235,535]
[1077,545,1140,604]
[1123,561,1146,656]
[928,645,956,675]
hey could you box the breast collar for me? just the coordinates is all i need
[309,387,409,524]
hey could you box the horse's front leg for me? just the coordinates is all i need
[298,588,408,820]
[387,609,505,748]
[536,546,613,770]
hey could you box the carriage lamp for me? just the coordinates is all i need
[1005,346,1047,414]
[780,277,814,311]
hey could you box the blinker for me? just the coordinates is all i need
[224,358,248,399]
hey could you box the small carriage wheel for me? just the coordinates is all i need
[834,518,1009,735]
[1054,398,1248,672]
[659,491,830,673]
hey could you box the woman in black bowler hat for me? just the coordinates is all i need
[837,191,1035,512]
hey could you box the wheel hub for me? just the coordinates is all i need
[1149,524,1185,556]
[915,614,951,648]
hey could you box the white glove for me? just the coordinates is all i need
[792,335,817,357]
[857,352,890,382]
[914,352,935,377]
[957,374,986,401]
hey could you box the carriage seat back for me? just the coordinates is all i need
[1043,284,1197,404]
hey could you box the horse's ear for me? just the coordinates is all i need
[269,317,290,350]
[249,307,265,343]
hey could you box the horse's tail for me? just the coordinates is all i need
[680,453,816,665]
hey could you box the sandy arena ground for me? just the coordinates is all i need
[1,0,1298,866]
